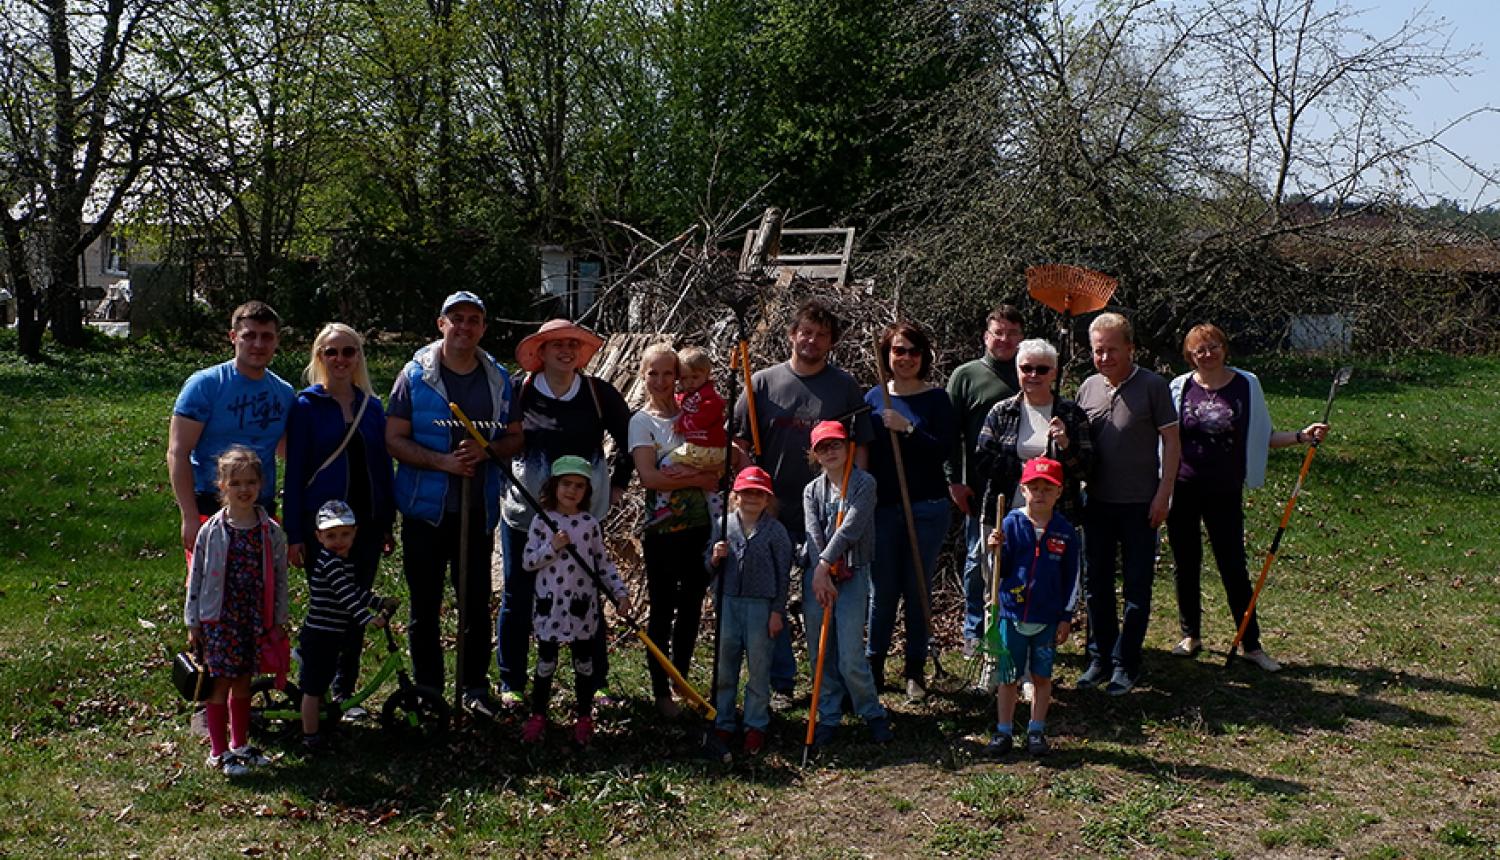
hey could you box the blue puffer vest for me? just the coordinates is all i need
[393,341,512,529]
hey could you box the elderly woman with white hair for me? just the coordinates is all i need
[973,338,1093,532]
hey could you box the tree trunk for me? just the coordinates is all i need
[46,212,86,346]
[0,213,43,360]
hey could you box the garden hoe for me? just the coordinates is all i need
[448,403,724,755]
[1226,366,1353,668]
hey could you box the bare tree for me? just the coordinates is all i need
[0,0,185,354]
[877,0,1497,360]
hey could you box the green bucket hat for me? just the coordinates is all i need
[550,455,593,480]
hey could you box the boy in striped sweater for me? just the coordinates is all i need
[299,500,397,751]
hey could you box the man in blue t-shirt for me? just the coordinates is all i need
[168,300,296,556]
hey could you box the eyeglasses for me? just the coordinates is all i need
[889,345,921,357]
[1190,343,1223,357]
[1019,364,1054,376]
[322,346,359,359]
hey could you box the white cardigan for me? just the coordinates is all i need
[1169,367,1274,490]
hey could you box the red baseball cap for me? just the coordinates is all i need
[732,466,774,494]
[809,420,849,448]
[1020,456,1063,486]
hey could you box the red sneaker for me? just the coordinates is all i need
[573,715,594,747]
[743,728,766,755]
[521,714,547,744]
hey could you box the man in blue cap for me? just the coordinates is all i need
[386,291,523,717]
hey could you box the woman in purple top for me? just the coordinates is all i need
[1167,324,1327,672]
[863,321,957,700]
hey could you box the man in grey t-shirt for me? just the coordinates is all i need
[1074,313,1180,696]
[733,299,873,706]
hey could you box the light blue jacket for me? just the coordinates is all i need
[1169,367,1273,489]
[392,341,512,529]
[184,507,289,628]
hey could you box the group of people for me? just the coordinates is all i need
[173,292,1327,775]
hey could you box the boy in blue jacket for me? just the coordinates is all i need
[985,456,1081,756]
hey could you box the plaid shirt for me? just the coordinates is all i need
[973,393,1092,526]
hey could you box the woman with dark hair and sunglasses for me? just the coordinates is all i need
[282,323,397,711]
[862,321,958,700]
[974,338,1092,546]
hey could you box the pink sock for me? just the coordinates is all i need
[229,695,250,750]
[205,702,229,757]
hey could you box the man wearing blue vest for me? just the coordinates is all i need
[386,291,523,717]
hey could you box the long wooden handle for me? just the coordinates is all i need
[736,341,762,457]
[449,401,717,718]
[804,442,856,759]
[1227,444,1317,662]
[873,336,934,628]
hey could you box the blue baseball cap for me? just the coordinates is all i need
[440,291,486,315]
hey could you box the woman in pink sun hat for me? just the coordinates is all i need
[497,317,631,708]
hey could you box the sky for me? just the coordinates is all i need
[1332,1,1499,205]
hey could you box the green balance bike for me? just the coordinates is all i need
[250,602,450,741]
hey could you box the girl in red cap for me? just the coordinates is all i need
[802,420,892,748]
[707,466,793,755]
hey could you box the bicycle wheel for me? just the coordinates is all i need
[380,684,450,741]
[248,677,303,738]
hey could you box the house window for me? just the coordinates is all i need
[103,235,128,274]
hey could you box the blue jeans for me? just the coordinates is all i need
[1084,500,1159,678]
[803,563,886,727]
[867,500,951,679]
[769,526,806,694]
[496,521,607,694]
[714,595,774,731]
[961,511,986,640]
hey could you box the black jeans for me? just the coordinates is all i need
[1166,481,1261,652]
[402,512,495,693]
[643,526,712,699]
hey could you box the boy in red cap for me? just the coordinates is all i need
[984,456,1081,756]
[707,466,793,754]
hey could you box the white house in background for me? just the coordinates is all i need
[539,245,602,319]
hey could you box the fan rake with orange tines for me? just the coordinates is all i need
[1025,264,1118,387]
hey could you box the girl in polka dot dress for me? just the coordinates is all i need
[520,455,631,747]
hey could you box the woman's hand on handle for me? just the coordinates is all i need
[1048,416,1069,451]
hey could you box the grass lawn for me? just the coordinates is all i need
[0,334,1496,858]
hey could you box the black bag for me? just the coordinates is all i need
[172,650,210,702]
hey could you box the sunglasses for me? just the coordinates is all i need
[889,345,922,357]
[1019,364,1054,376]
[322,346,360,359]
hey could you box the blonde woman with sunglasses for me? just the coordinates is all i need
[282,322,397,712]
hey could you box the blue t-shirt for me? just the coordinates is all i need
[173,360,295,504]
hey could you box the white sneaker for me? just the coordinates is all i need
[1171,637,1202,657]
[229,745,271,768]
[1243,649,1281,672]
[208,752,250,777]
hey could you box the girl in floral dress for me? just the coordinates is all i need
[185,447,289,775]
